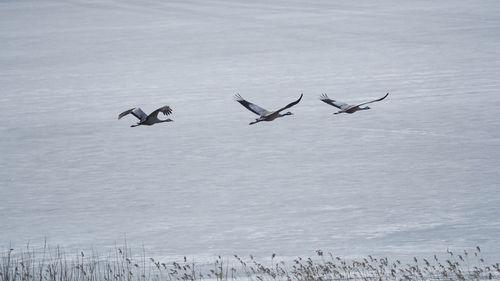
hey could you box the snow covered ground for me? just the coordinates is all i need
[1,0,499,261]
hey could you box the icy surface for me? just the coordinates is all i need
[1,0,499,261]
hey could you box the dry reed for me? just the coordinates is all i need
[1,245,498,281]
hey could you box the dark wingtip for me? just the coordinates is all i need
[234,93,243,101]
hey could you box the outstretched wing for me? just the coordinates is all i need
[319,94,349,109]
[354,92,389,107]
[118,107,148,120]
[273,93,303,114]
[234,94,269,116]
[148,105,173,119]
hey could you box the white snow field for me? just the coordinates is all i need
[1,0,499,261]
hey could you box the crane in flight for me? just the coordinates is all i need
[319,93,389,114]
[235,94,303,125]
[118,105,173,127]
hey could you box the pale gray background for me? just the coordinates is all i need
[1,0,499,261]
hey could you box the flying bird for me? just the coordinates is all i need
[235,93,303,125]
[118,105,173,127]
[319,93,389,114]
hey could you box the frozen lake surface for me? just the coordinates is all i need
[1,0,499,261]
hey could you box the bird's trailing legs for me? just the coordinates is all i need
[249,118,263,125]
